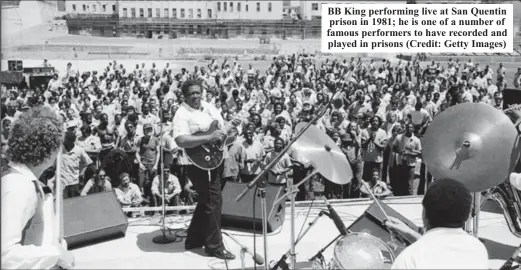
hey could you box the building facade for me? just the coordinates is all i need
[63,0,323,39]
[65,0,118,15]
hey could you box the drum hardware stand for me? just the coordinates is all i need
[272,169,319,270]
[255,177,270,270]
[270,210,334,270]
[308,234,344,269]
[465,192,481,237]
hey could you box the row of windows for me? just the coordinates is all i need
[216,2,272,12]
[71,3,116,12]
[122,7,213,19]
[118,24,319,36]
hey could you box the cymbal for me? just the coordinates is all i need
[294,122,352,185]
[422,103,521,193]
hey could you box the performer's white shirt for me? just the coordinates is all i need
[391,227,489,269]
[172,101,227,166]
[1,163,61,269]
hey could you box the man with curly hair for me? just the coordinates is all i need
[1,105,75,269]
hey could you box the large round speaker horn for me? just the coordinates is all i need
[421,103,521,193]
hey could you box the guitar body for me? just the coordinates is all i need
[185,120,236,170]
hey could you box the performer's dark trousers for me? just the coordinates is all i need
[184,164,224,253]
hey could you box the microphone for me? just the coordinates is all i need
[322,197,348,236]
[500,245,521,270]
[223,232,264,265]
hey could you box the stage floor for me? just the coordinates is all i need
[71,196,520,269]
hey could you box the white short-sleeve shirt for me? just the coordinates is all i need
[391,227,489,269]
[172,101,226,165]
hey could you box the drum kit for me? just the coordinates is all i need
[236,102,521,270]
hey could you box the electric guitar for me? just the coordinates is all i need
[185,120,237,170]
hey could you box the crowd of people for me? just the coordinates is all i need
[1,55,519,216]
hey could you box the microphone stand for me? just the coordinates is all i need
[308,234,343,269]
[236,91,340,270]
[271,210,329,270]
[152,102,177,244]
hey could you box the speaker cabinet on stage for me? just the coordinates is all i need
[503,88,521,110]
[63,191,128,249]
[221,182,286,233]
[347,199,420,256]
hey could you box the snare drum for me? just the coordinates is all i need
[329,232,395,269]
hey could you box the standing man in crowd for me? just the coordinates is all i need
[393,123,422,196]
[50,131,93,198]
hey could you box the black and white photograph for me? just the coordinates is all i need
[1,0,521,269]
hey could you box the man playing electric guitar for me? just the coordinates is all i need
[172,80,238,260]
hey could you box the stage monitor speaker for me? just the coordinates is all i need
[347,199,420,256]
[221,182,286,233]
[503,88,521,110]
[63,191,128,249]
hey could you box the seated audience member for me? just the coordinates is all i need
[80,168,112,196]
[360,168,392,198]
[114,172,143,216]
[151,167,181,213]
[387,178,489,269]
